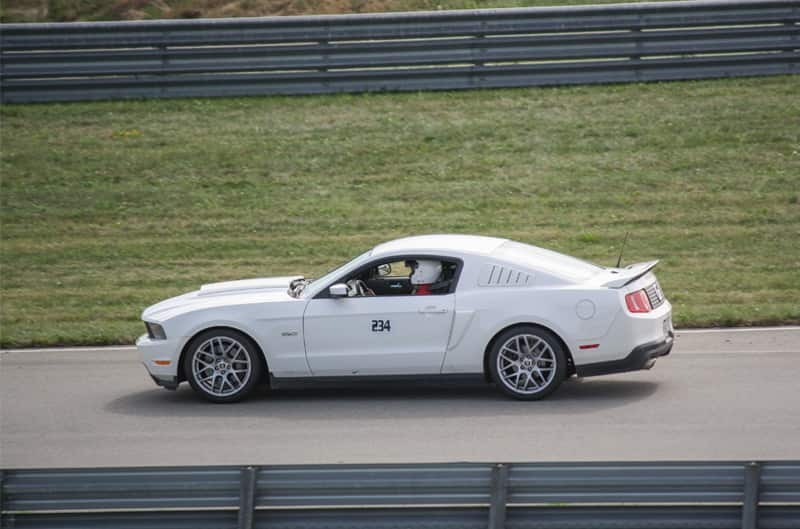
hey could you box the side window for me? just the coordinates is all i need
[345,258,458,297]
[361,260,412,296]
[379,261,413,280]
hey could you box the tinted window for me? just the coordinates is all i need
[494,241,602,281]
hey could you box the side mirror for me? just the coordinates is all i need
[329,283,348,298]
[377,263,392,277]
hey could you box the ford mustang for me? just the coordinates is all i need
[137,234,673,402]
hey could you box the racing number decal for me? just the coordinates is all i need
[371,319,391,332]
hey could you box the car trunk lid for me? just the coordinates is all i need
[591,260,660,288]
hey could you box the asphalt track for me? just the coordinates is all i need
[1,327,798,469]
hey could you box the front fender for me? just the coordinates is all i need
[168,302,310,378]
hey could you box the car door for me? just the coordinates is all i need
[303,293,455,376]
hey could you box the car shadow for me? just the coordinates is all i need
[106,376,661,419]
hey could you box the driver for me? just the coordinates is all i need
[407,260,442,295]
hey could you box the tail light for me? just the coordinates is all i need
[625,289,652,313]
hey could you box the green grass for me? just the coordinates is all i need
[1,76,799,347]
[1,0,673,23]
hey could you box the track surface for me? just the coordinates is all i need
[2,328,798,468]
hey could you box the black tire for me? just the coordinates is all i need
[183,328,264,403]
[488,325,567,401]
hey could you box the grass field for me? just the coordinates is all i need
[1,76,799,347]
[1,0,672,22]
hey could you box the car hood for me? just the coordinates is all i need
[142,276,302,321]
[197,276,303,297]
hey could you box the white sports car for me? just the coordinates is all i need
[137,234,673,402]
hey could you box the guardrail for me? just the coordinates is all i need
[1,0,798,103]
[2,461,799,528]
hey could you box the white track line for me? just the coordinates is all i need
[677,326,800,333]
[0,346,137,354]
[672,350,794,355]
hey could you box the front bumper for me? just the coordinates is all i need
[575,332,674,377]
[136,334,181,390]
[149,373,179,390]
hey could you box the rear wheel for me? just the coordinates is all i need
[488,325,566,400]
[184,329,263,403]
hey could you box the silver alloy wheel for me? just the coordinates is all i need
[496,333,557,395]
[191,336,252,398]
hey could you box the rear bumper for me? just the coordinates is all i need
[575,332,673,377]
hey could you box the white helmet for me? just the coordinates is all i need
[409,260,442,285]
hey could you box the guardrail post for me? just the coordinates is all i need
[788,8,798,74]
[741,461,761,529]
[632,15,643,81]
[238,466,257,529]
[157,38,168,98]
[0,469,5,523]
[319,39,329,72]
[488,463,509,529]
[474,32,486,67]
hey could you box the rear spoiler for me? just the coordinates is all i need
[600,260,659,288]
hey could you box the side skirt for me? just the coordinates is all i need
[269,373,487,390]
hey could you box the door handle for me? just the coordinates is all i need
[419,307,448,314]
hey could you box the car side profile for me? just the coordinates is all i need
[137,234,673,402]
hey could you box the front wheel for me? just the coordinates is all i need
[488,326,567,400]
[184,329,264,403]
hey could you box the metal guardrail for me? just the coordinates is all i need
[1,461,799,528]
[1,0,798,103]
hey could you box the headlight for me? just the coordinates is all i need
[145,321,167,340]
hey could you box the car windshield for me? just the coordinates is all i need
[493,241,603,281]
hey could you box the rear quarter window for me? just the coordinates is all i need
[493,241,602,281]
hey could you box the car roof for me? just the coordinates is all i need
[371,234,508,257]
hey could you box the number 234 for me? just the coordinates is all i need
[371,320,391,332]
